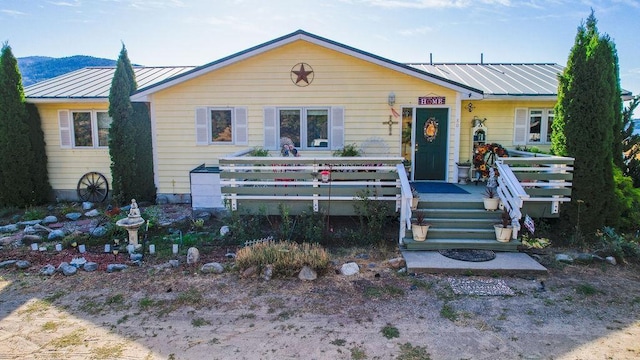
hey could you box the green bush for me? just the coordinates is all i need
[332,143,361,157]
[235,240,330,277]
[596,227,640,264]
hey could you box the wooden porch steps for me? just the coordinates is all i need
[404,200,521,252]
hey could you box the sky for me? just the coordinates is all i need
[1,0,639,103]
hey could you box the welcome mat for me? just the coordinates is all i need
[410,182,469,194]
[448,278,515,296]
[439,249,496,262]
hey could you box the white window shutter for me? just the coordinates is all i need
[330,107,344,150]
[58,110,72,148]
[513,108,528,145]
[195,107,209,145]
[234,107,248,145]
[263,107,277,150]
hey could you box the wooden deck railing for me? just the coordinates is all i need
[218,156,405,217]
[496,153,574,239]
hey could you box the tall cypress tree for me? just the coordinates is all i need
[108,46,136,204]
[622,97,640,186]
[552,11,621,240]
[108,44,156,204]
[25,103,52,203]
[0,43,35,206]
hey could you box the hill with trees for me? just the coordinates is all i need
[17,55,117,85]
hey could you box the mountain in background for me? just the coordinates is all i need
[18,55,117,86]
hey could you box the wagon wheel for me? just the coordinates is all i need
[77,172,109,203]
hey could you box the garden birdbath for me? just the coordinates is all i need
[116,199,145,248]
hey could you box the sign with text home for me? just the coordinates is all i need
[418,96,446,105]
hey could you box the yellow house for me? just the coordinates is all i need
[25,30,582,205]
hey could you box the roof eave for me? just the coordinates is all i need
[26,97,109,104]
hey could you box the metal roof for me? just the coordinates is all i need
[407,63,564,97]
[24,66,196,101]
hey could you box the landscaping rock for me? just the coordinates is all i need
[23,226,38,235]
[0,260,17,268]
[70,257,87,268]
[57,262,69,273]
[387,257,406,269]
[82,201,94,210]
[84,209,100,217]
[19,220,41,227]
[341,262,360,276]
[555,254,573,264]
[187,247,200,265]
[169,259,180,268]
[62,265,77,276]
[605,256,617,265]
[22,234,43,243]
[574,253,594,264]
[298,266,317,281]
[200,262,225,274]
[130,253,143,262]
[262,264,273,281]
[219,225,230,236]
[83,262,98,272]
[90,226,107,237]
[107,264,128,273]
[39,264,56,276]
[0,224,18,233]
[65,212,82,221]
[42,215,58,224]
[48,229,65,241]
[16,260,31,269]
[241,266,258,278]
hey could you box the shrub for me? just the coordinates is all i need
[235,240,330,277]
[596,227,640,264]
[332,143,361,157]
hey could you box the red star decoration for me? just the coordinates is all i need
[292,63,313,85]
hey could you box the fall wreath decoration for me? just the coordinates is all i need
[473,143,509,177]
[423,118,438,142]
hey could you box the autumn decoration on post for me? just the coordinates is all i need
[473,143,509,178]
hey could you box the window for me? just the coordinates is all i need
[70,111,112,148]
[195,107,247,146]
[278,108,329,149]
[527,109,554,144]
[210,109,233,143]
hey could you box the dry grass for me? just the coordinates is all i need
[236,240,330,277]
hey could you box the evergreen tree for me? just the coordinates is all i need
[552,11,622,240]
[108,44,156,203]
[0,43,35,206]
[108,46,136,204]
[25,103,52,203]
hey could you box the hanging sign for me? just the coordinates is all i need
[418,96,446,105]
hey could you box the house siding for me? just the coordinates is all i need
[150,40,460,196]
[36,103,112,200]
[459,100,556,162]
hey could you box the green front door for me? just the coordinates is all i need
[414,108,448,180]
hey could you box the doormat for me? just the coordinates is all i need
[410,182,469,194]
[439,249,496,262]
[448,277,515,296]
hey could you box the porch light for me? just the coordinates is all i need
[388,92,396,107]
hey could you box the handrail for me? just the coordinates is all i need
[397,164,412,244]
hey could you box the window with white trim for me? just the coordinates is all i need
[70,110,112,148]
[210,108,233,143]
[195,107,247,146]
[279,108,329,149]
[527,109,554,144]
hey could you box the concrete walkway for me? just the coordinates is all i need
[401,250,548,275]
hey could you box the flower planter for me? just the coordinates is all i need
[457,165,471,184]
[494,225,513,242]
[411,197,419,210]
[483,197,500,211]
[411,224,430,241]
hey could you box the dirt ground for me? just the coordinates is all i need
[1,247,639,360]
